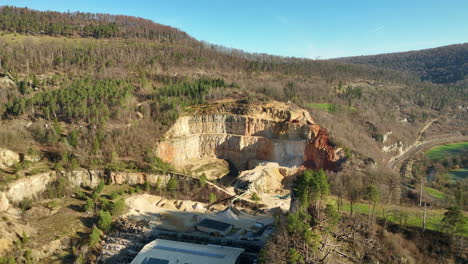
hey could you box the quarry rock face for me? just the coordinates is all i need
[156,100,337,171]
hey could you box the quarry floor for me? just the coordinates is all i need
[124,193,283,236]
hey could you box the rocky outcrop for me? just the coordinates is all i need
[6,171,56,203]
[0,169,104,211]
[234,162,285,193]
[156,100,337,171]
[63,169,102,189]
[0,168,195,212]
[0,147,20,170]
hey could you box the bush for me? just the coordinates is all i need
[89,226,102,247]
[68,130,80,147]
[101,199,112,211]
[98,210,112,232]
[209,193,217,204]
[95,180,105,194]
[111,198,127,216]
[128,187,137,194]
[0,257,16,264]
[144,181,151,192]
[167,177,178,193]
[84,198,95,212]
[110,191,120,200]
[288,248,304,264]
[47,177,72,198]
[75,188,86,199]
[199,174,207,186]
[20,231,29,245]
[441,206,467,235]
[19,198,33,211]
[250,192,261,202]
[46,200,59,209]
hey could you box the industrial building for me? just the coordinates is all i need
[130,239,245,264]
[196,218,233,236]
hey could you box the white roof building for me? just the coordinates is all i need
[130,239,245,264]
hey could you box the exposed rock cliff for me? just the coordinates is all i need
[0,169,102,211]
[63,169,102,189]
[156,100,338,171]
[0,147,20,170]
[6,172,56,204]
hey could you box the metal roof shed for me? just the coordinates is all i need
[130,239,244,264]
[196,218,233,236]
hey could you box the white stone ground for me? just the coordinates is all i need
[124,194,277,232]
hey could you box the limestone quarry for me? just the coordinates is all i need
[156,99,339,193]
[0,100,340,261]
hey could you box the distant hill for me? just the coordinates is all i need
[335,43,468,84]
[0,6,191,41]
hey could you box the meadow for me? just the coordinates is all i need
[328,197,468,236]
[424,142,468,160]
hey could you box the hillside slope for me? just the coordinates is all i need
[335,43,468,84]
[0,7,466,169]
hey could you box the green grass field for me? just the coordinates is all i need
[448,168,468,181]
[328,197,468,236]
[307,103,356,113]
[424,142,468,160]
[424,187,448,200]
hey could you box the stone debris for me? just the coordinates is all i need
[98,218,151,264]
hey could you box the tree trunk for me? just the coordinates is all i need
[368,201,372,226]
[337,194,342,212]
[423,202,427,231]
[419,181,424,207]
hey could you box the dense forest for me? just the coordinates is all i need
[335,43,468,84]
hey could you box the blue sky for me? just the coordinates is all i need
[1,0,467,58]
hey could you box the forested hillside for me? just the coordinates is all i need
[0,6,466,264]
[0,6,190,41]
[0,6,466,166]
[335,43,468,84]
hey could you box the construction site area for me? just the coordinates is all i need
[98,192,290,264]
